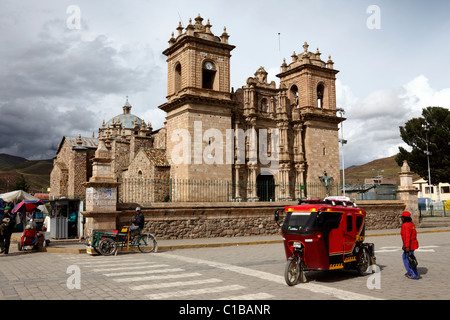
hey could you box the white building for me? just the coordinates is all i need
[413,178,450,202]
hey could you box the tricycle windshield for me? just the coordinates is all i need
[283,211,314,231]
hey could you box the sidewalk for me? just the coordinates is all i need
[11,226,450,254]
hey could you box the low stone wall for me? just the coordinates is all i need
[116,199,409,240]
[117,202,293,240]
[357,200,406,230]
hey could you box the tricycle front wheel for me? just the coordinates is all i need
[137,234,157,253]
[285,257,305,286]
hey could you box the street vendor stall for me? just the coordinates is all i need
[49,198,84,239]
[0,190,50,248]
[0,190,49,232]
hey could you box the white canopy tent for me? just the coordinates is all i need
[0,190,49,214]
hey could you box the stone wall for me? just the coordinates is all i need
[358,200,405,230]
[50,139,96,200]
[117,202,293,240]
[115,199,406,240]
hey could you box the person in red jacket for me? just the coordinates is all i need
[400,211,419,279]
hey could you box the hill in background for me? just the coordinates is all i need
[0,153,27,167]
[341,154,420,185]
[0,154,53,194]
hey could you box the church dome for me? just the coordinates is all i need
[105,98,144,129]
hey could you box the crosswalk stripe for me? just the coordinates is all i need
[146,284,245,300]
[63,258,148,265]
[219,292,274,300]
[103,268,184,277]
[158,252,382,300]
[93,264,168,272]
[113,272,203,283]
[130,278,222,290]
[62,254,275,300]
[77,261,152,267]
[376,245,438,253]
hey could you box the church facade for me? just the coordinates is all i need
[50,14,343,204]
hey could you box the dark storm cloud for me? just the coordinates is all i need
[1,22,149,100]
[0,19,157,160]
[0,97,98,159]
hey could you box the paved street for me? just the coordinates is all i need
[0,231,449,302]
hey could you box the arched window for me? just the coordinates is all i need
[174,63,182,92]
[317,84,324,109]
[202,61,216,89]
[290,85,299,108]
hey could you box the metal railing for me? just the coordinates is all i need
[119,178,400,204]
[119,178,351,204]
[419,201,448,217]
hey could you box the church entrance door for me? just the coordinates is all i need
[256,174,275,202]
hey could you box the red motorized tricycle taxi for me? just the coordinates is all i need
[275,197,376,286]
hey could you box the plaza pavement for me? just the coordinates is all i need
[10,226,450,254]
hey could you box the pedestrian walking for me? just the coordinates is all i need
[0,206,16,254]
[400,211,419,279]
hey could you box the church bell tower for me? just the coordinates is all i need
[159,14,236,186]
[277,42,343,186]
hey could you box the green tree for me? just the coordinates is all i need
[13,174,31,192]
[395,106,450,185]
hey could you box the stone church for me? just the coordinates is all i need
[50,14,343,205]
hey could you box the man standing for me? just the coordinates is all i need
[0,206,16,254]
[400,211,419,280]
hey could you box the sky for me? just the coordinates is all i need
[0,0,449,168]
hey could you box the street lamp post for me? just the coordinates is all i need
[337,108,347,196]
[422,124,437,200]
[422,124,432,187]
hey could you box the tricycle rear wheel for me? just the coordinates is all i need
[357,247,371,275]
[98,238,117,256]
[137,234,157,253]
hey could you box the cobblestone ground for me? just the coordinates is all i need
[0,231,448,301]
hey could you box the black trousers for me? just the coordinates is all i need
[0,232,12,254]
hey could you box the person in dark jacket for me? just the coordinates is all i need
[130,207,144,236]
[0,206,16,254]
[400,211,419,279]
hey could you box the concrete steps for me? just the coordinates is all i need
[419,216,450,228]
